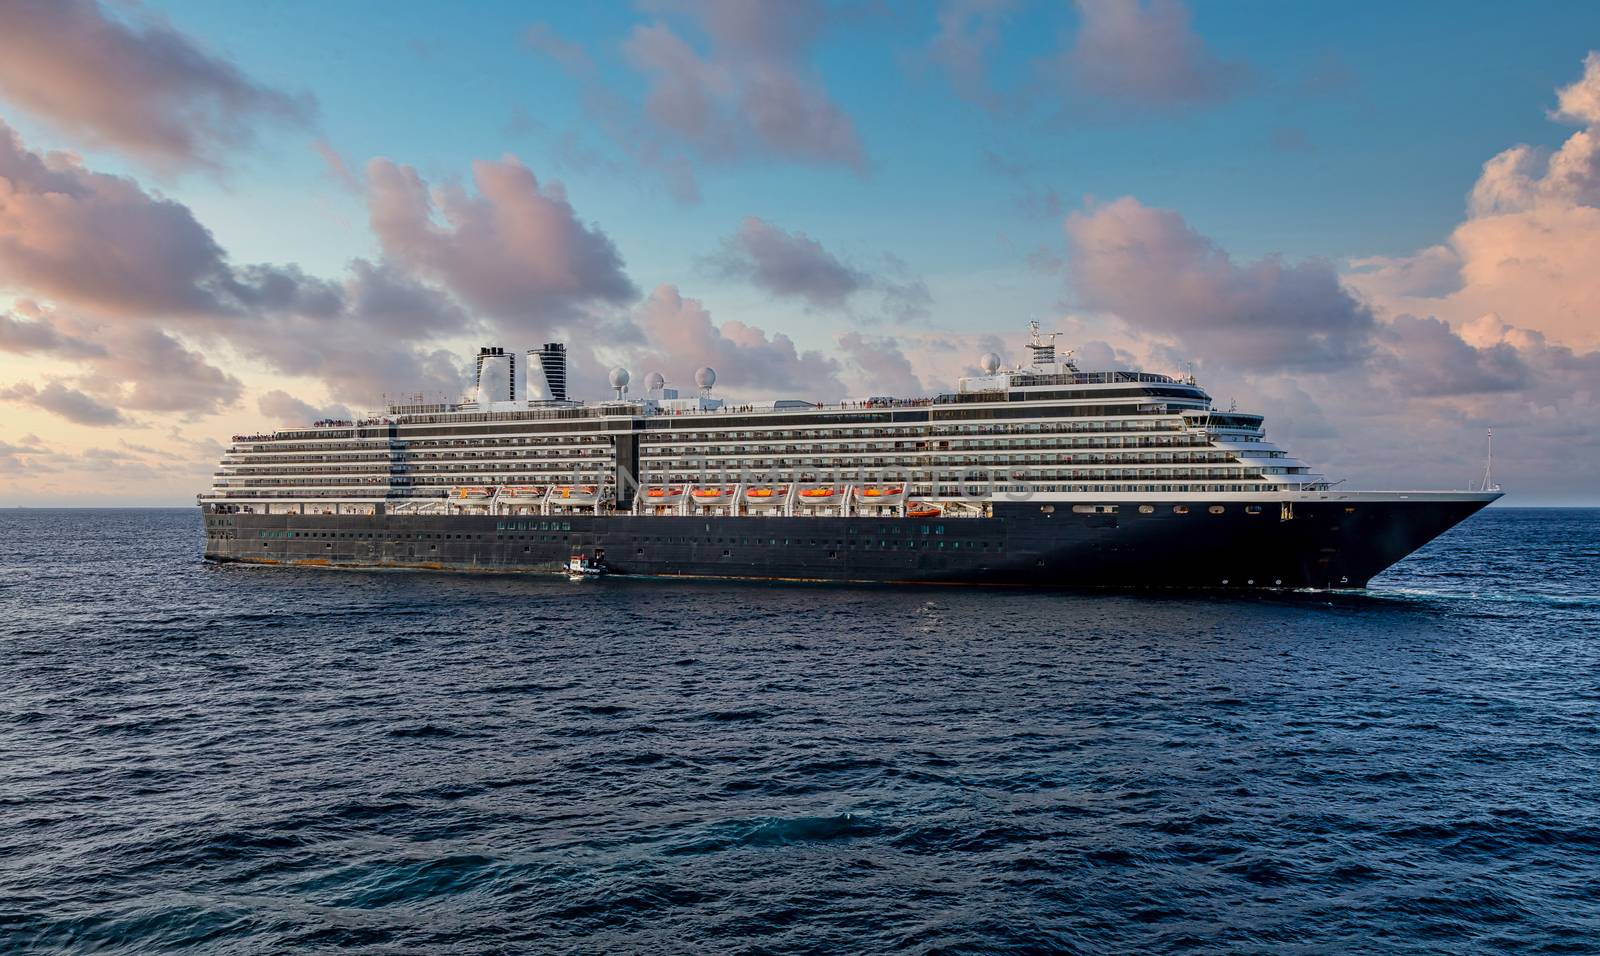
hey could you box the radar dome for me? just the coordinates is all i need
[608,367,631,389]
[694,366,717,390]
[645,370,666,392]
[979,352,1001,374]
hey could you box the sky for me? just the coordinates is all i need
[1,0,1597,506]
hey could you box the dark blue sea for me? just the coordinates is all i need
[2,508,1598,954]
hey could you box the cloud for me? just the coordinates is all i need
[705,216,931,321]
[1346,51,1600,350]
[1373,314,1528,398]
[0,380,126,425]
[0,120,340,320]
[923,0,1015,111]
[622,3,866,170]
[0,309,106,357]
[626,284,844,398]
[707,216,868,307]
[0,120,474,410]
[257,389,353,425]
[521,23,594,75]
[1552,50,1600,126]
[1346,244,1463,300]
[836,331,925,397]
[366,155,636,334]
[1064,196,1375,371]
[523,3,866,200]
[313,139,361,192]
[0,0,313,172]
[89,326,243,416]
[219,258,475,406]
[1053,0,1247,110]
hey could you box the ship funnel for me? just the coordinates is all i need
[528,342,568,402]
[474,347,514,404]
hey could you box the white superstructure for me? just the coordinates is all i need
[201,326,1337,518]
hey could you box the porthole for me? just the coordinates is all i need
[1244,505,1263,515]
[1208,505,1225,515]
[1173,505,1190,515]
[1138,505,1155,514]
[1040,505,1055,514]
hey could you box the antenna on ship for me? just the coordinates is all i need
[1481,427,1500,491]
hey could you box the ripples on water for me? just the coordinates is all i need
[2,508,1598,953]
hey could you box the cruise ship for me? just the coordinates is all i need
[199,325,1500,588]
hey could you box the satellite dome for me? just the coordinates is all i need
[979,352,1001,374]
[694,366,717,390]
[645,370,666,391]
[608,366,631,389]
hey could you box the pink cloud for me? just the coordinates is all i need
[524,3,866,201]
[1065,196,1374,370]
[626,284,844,398]
[0,380,126,426]
[0,0,313,172]
[366,155,636,335]
[836,331,925,397]
[1348,51,1600,350]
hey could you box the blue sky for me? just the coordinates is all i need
[1,1,1598,503]
[119,0,1599,270]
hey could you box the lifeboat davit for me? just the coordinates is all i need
[907,502,942,518]
[645,486,686,501]
[452,486,494,499]
[855,485,906,504]
[744,486,788,506]
[500,485,545,500]
[798,486,839,500]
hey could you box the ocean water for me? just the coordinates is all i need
[2,507,1597,954]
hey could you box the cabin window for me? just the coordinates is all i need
[1208,505,1225,514]
[1138,505,1155,514]
[1173,505,1189,514]
[1245,505,1263,514]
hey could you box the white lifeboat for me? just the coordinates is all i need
[451,485,495,500]
[552,485,599,503]
[743,485,788,507]
[500,485,546,501]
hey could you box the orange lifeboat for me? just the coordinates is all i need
[744,486,788,507]
[646,486,686,499]
[452,486,494,499]
[692,488,724,498]
[555,485,598,501]
[907,502,942,518]
[799,486,838,499]
[855,485,906,505]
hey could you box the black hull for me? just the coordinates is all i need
[201,496,1494,590]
